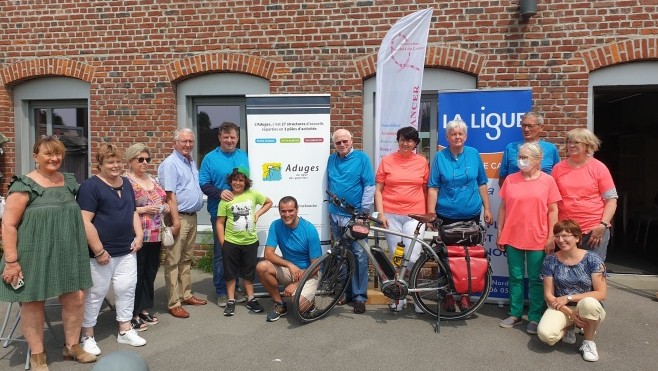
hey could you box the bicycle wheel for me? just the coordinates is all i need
[410,252,492,320]
[292,248,355,323]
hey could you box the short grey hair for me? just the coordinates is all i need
[332,128,352,142]
[445,119,468,135]
[521,111,544,126]
[173,128,195,141]
[125,143,150,162]
[519,142,543,161]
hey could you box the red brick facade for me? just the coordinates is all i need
[1,1,658,188]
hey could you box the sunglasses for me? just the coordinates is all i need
[136,157,152,164]
[334,139,349,146]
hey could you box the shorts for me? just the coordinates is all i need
[273,265,320,302]
[222,240,259,281]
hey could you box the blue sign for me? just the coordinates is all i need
[437,89,532,153]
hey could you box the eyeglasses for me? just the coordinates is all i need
[334,139,349,146]
[176,140,194,145]
[554,234,574,240]
[521,124,539,129]
[567,140,583,146]
[135,157,151,164]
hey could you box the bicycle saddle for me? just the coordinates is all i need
[408,213,437,223]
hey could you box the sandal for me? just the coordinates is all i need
[138,312,158,325]
[131,318,148,332]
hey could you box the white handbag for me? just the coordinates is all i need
[160,214,175,247]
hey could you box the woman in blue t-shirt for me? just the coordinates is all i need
[537,219,607,362]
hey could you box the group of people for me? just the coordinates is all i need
[0,112,616,369]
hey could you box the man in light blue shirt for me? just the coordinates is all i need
[158,128,206,319]
[498,112,560,187]
[256,196,323,322]
[199,121,250,307]
[327,129,375,314]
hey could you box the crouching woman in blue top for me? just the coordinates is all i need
[537,219,607,362]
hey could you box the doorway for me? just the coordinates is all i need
[593,85,658,273]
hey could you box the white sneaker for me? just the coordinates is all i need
[562,327,577,344]
[580,341,599,362]
[414,303,424,314]
[80,334,101,356]
[389,299,407,312]
[117,328,147,347]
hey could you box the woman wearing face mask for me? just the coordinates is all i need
[497,142,561,335]
[551,128,617,261]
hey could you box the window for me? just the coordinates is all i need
[193,97,246,165]
[31,101,89,182]
[13,77,91,181]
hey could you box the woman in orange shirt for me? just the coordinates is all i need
[375,126,429,312]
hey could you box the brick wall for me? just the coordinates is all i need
[1,0,658,187]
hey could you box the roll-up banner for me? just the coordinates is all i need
[246,95,331,256]
[374,7,432,167]
[438,88,532,302]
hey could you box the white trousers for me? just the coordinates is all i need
[383,212,426,266]
[83,253,137,327]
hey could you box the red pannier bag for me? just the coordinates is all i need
[445,245,488,294]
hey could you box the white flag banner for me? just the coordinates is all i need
[375,7,433,166]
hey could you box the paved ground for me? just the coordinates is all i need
[1,270,656,371]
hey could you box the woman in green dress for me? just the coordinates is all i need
[0,136,96,370]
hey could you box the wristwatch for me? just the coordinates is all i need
[600,221,610,229]
[567,295,573,302]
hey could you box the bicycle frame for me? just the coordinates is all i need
[340,222,442,296]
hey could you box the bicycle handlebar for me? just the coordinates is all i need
[325,190,384,226]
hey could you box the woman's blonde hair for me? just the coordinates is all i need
[125,143,150,162]
[566,128,601,154]
[96,143,124,170]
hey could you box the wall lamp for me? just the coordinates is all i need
[520,0,537,19]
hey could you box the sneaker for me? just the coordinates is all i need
[580,341,599,362]
[224,300,236,316]
[389,299,407,312]
[526,321,539,334]
[353,301,366,314]
[562,327,577,344]
[442,295,456,312]
[234,290,247,303]
[217,295,228,308]
[80,334,101,356]
[246,299,264,313]
[266,302,288,322]
[117,328,146,347]
[499,316,523,328]
[414,303,424,314]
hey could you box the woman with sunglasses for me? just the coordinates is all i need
[124,143,169,331]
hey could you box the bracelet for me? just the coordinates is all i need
[4,259,18,264]
[94,250,106,258]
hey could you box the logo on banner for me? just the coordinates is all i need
[262,163,282,181]
[390,33,423,71]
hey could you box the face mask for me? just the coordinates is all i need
[517,158,531,171]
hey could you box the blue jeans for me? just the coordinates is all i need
[210,215,227,296]
[330,218,368,303]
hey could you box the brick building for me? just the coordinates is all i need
[1,1,658,268]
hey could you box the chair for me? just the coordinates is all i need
[635,206,658,250]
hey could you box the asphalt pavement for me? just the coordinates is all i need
[1,270,656,371]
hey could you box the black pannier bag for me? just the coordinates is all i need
[438,220,484,246]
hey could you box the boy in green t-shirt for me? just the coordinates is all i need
[216,168,273,316]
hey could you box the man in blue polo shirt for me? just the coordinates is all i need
[199,121,249,307]
[256,196,323,322]
[498,111,560,187]
[158,128,206,319]
[326,129,375,314]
